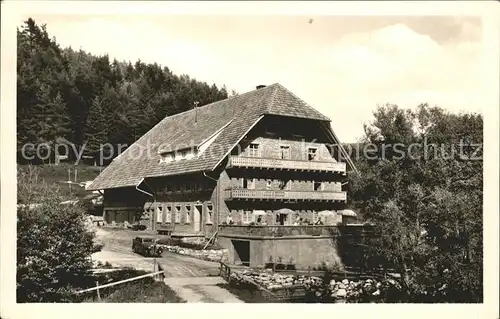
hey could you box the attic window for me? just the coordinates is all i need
[280,145,291,160]
[160,153,174,164]
[163,148,198,163]
[307,147,317,161]
[177,150,188,160]
[248,143,260,157]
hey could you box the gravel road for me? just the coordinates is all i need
[91,227,241,302]
[92,228,220,277]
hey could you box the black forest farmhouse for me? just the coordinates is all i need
[88,83,359,268]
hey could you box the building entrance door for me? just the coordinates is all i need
[194,205,203,232]
[232,240,250,266]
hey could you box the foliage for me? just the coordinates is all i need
[17,164,102,202]
[17,18,230,163]
[81,268,185,303]
[92,279,185,303]
[348,103,483,302]
[17,167,99,302]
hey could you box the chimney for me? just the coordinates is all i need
[194,101,199,124]
[256,85,266,89]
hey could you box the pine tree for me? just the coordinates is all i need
[84,96,108,158]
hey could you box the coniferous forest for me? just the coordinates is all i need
[17,18,230,164]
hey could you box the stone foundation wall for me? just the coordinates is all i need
[217,236,342,269]
[159,244,229,262]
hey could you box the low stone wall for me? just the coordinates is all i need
[229,269,401,303]
[159,245,229,262]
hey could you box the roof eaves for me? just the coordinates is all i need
[211,114,265,171]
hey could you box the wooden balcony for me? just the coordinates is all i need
[218,225,341,238]
[225,188,347,202]
[227,156,346,173]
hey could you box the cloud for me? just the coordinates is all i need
[274,23,483,142]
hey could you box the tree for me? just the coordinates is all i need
[35,86,71,144]
[17,167,98,302]
[83,96,108,158]
[348,104,483,302]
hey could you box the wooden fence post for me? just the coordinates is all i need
[96,280,101,302]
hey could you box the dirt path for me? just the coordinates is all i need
[164,277,242,303]
[92,227,241,302]
[93,228,220,276]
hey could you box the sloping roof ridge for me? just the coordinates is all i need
[224,83,279,102]
[275,83,331,122]
[261,83,280,115]
[161,84,278,121]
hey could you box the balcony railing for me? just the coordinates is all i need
[218,225,341,237]
[225,188,347,202]
[227,156,346,173]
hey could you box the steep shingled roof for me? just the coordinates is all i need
[87,83,332,190]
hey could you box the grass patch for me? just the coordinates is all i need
[17,164,102,201]
[83,268,185,303]
[91,280,185,303]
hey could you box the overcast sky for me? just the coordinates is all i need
[19,14,483,143]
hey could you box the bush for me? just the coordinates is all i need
[17,167,99,302]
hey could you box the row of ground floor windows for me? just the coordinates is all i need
[145,202,214,225]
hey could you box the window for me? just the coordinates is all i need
[206,204,213,224]
[185,150,196,160]
[248,143,260,157]
[166,206,172,223]
[242,211,253,224]
[185,205,191,224]
[175,205,181,223]
[279,180,291,190]
[156,206,163,223]
[145,208,152,219]
[266,180,272,189]
[313,211,319,223]
[174,150,188,161]
[160,153,173,164]
[308,147,318,161]
[242,178,255,190]
[280,145,291,160]
[333,182,341,192]
[313,181,323,191]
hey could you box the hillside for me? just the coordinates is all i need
[17,18,232,164]
[17,163,102,202]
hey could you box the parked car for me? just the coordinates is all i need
[132,236,163,257]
